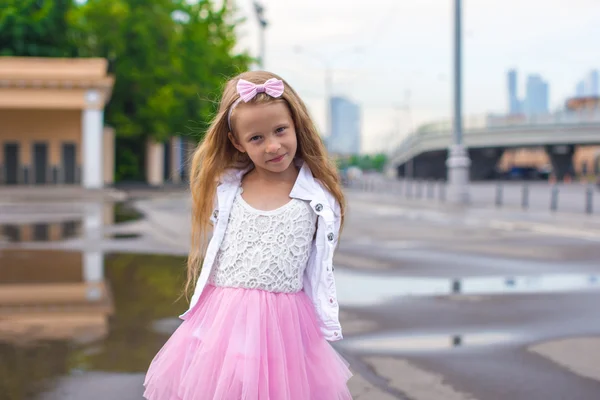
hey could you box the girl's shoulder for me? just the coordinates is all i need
[313,179,341,216]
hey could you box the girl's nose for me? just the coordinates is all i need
[266,139,281,153]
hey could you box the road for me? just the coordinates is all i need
[334,190,600,399]
[2,186,600,399]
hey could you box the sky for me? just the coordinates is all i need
[232,0,600,153]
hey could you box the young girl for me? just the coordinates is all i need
[143,71,352,399]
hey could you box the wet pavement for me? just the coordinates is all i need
[1,187,600,399]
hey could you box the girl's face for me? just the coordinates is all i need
[228,101,298,176]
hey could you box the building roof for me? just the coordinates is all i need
[0,56,114,91]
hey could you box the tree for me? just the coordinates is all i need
[342,153,388,172]
[0,0,80,57]
[371,153,387,172]
[71,0,251,181]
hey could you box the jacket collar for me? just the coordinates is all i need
[218,158,326,203]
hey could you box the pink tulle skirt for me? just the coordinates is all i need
[143,284,353,400]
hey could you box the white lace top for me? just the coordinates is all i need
[209,188,317,293]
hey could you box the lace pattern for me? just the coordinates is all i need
[210,189,317,293]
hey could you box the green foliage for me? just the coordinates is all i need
[338,153,388,172]
[70,0,251,180]
[0,0,80,57]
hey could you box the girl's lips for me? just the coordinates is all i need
[269,154,286,163]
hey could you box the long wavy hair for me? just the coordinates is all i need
[184,70,346,299]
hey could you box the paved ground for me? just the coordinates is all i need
[2,186,600,399]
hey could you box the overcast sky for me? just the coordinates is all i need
[233,0,600,153]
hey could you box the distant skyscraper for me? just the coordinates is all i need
[574,70,599,97]
[576,81,586,97]
[588,69,599,97]
[507,69,521,114]
[328,96,361,155]
[523,74,549,115]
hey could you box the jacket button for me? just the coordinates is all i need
[327,232,334,241]
[213,210,219,219]
[329,298,334,303]
[315,203,323,212]
[334,332,339,336]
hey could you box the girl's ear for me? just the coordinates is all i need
[228,132,246,153]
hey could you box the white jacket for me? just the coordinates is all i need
[179,160,344,341]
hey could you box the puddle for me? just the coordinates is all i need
[335,269,600,307]
[104,233,141,240]
[113,202,143,224]
[0,249,187,400]
[339,331,516,354]
[0,202,143,246]
[1,220,82,243]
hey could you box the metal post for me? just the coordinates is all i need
[496,183,504,207]
[445,0,470,204]
[495,183,503,207]
[550,185,559,212]
[522,184,529,210]
[585,185,594,214]
[440,182,446,202]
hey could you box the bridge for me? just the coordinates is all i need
[387,112,600,181]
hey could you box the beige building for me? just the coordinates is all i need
[0,56,115,188]
[499,146,600,178]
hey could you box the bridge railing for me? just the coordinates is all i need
[413,109,600,136]
[388,109,600,159]
[347,175,600,215]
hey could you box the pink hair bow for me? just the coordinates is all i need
[236,78,285,102]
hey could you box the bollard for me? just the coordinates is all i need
[585,185,594,214]
[416,180,423,198]
[495,183,503,207]
[439,181,446,202]
[452,279,461,294]
[406,181,413,198]
[521,184,529,209]
[550,185,559,212]
[427,181,434,199]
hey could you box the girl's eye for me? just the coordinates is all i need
[250,135,262,142]
[275,127,286,134]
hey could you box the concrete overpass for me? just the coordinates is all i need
[388,112,600,181]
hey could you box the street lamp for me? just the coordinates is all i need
[445,0,471,204]
[293,46,362,139]
[253,1,268,69]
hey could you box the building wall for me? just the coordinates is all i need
[499,146,600,175]
[0,109,81,166]
[574,146,600,175]
[0,109,83,184]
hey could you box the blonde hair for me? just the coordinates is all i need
[184,70,346,299]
